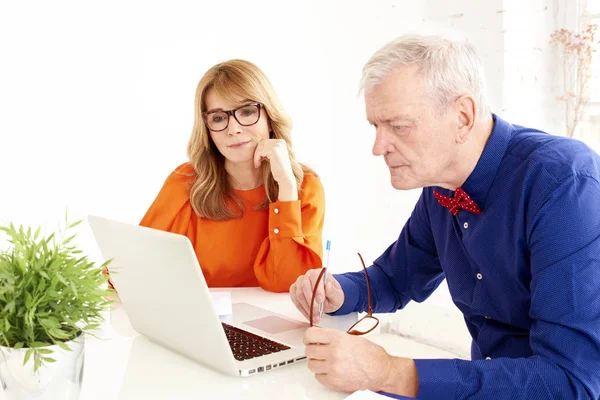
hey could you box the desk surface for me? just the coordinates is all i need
[1,288,457,399]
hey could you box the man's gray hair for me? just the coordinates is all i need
[360,34,490,118]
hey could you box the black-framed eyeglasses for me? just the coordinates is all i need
[309,253,379,335]
[202,102,263,132]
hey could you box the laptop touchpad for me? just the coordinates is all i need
[244,315,307,334]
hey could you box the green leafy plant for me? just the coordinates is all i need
[0,212,113,372]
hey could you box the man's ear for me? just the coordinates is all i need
[455,95,476,144]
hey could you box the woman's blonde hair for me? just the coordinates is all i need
[187,59,310,220]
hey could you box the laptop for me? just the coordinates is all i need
[87,215,309,377]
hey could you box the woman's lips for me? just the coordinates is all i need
[229,140,251,148]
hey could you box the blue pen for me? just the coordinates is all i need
[318,240,331,319]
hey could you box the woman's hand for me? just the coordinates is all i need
[254,139,298,201]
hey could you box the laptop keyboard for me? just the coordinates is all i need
[222,323,290,361]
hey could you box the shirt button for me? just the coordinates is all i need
[274,208,279,214]
[463,222,469,229]
[273,228,279,234]
[486,357,491,360]
[476,273,483,280]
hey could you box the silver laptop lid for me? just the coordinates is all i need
[87,215,238,376]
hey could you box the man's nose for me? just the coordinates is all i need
[372,128,389,156]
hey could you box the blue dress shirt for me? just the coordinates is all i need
[333,114,600,399]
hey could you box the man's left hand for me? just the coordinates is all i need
[303,327,419,397]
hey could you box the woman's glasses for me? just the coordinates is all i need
[309,253,379,335]
[202,102,263,132]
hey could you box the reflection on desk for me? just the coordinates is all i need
[0,288,456,400]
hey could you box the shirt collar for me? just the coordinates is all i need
[443,113,513,211]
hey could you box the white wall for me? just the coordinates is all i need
[0,0,572,311]
[501,0,579,135]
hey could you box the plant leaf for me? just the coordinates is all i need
[39,277,47,292]
[25,293,33,309]
[3,301,15,314]
[68,220,82,229]
[63,234,77,245]
[23,348,34,366]
[56,341,71,351]
[40,318,60,329]
[49,328,71,339]
[34,354,41,372]
[56,272,68,286]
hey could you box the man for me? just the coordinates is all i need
[290,33,600,399]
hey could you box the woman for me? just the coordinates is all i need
[106,59,325,293]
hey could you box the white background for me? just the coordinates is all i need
[0,0,595,310]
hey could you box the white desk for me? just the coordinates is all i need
[2,288,458,400]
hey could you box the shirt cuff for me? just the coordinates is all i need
[414,358,459,399]
[329,274,361,315]
[269,200,302,239]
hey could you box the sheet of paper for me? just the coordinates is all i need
[209,291,232,316]
[344,389,390,399]
[320,311,358,332]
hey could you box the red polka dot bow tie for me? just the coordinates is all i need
[433,187,482,216]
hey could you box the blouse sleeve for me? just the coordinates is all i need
[138,163,196,235]
[253,173,325,292]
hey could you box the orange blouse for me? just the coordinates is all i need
[138,163,325,292]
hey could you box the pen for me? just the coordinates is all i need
[318,240,331,319]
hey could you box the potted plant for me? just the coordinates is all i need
[0,212,113,400]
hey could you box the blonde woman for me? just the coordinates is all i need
[107,59,325,293]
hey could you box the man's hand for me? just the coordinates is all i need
[290,269,345,324]
[304,327,419,397]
